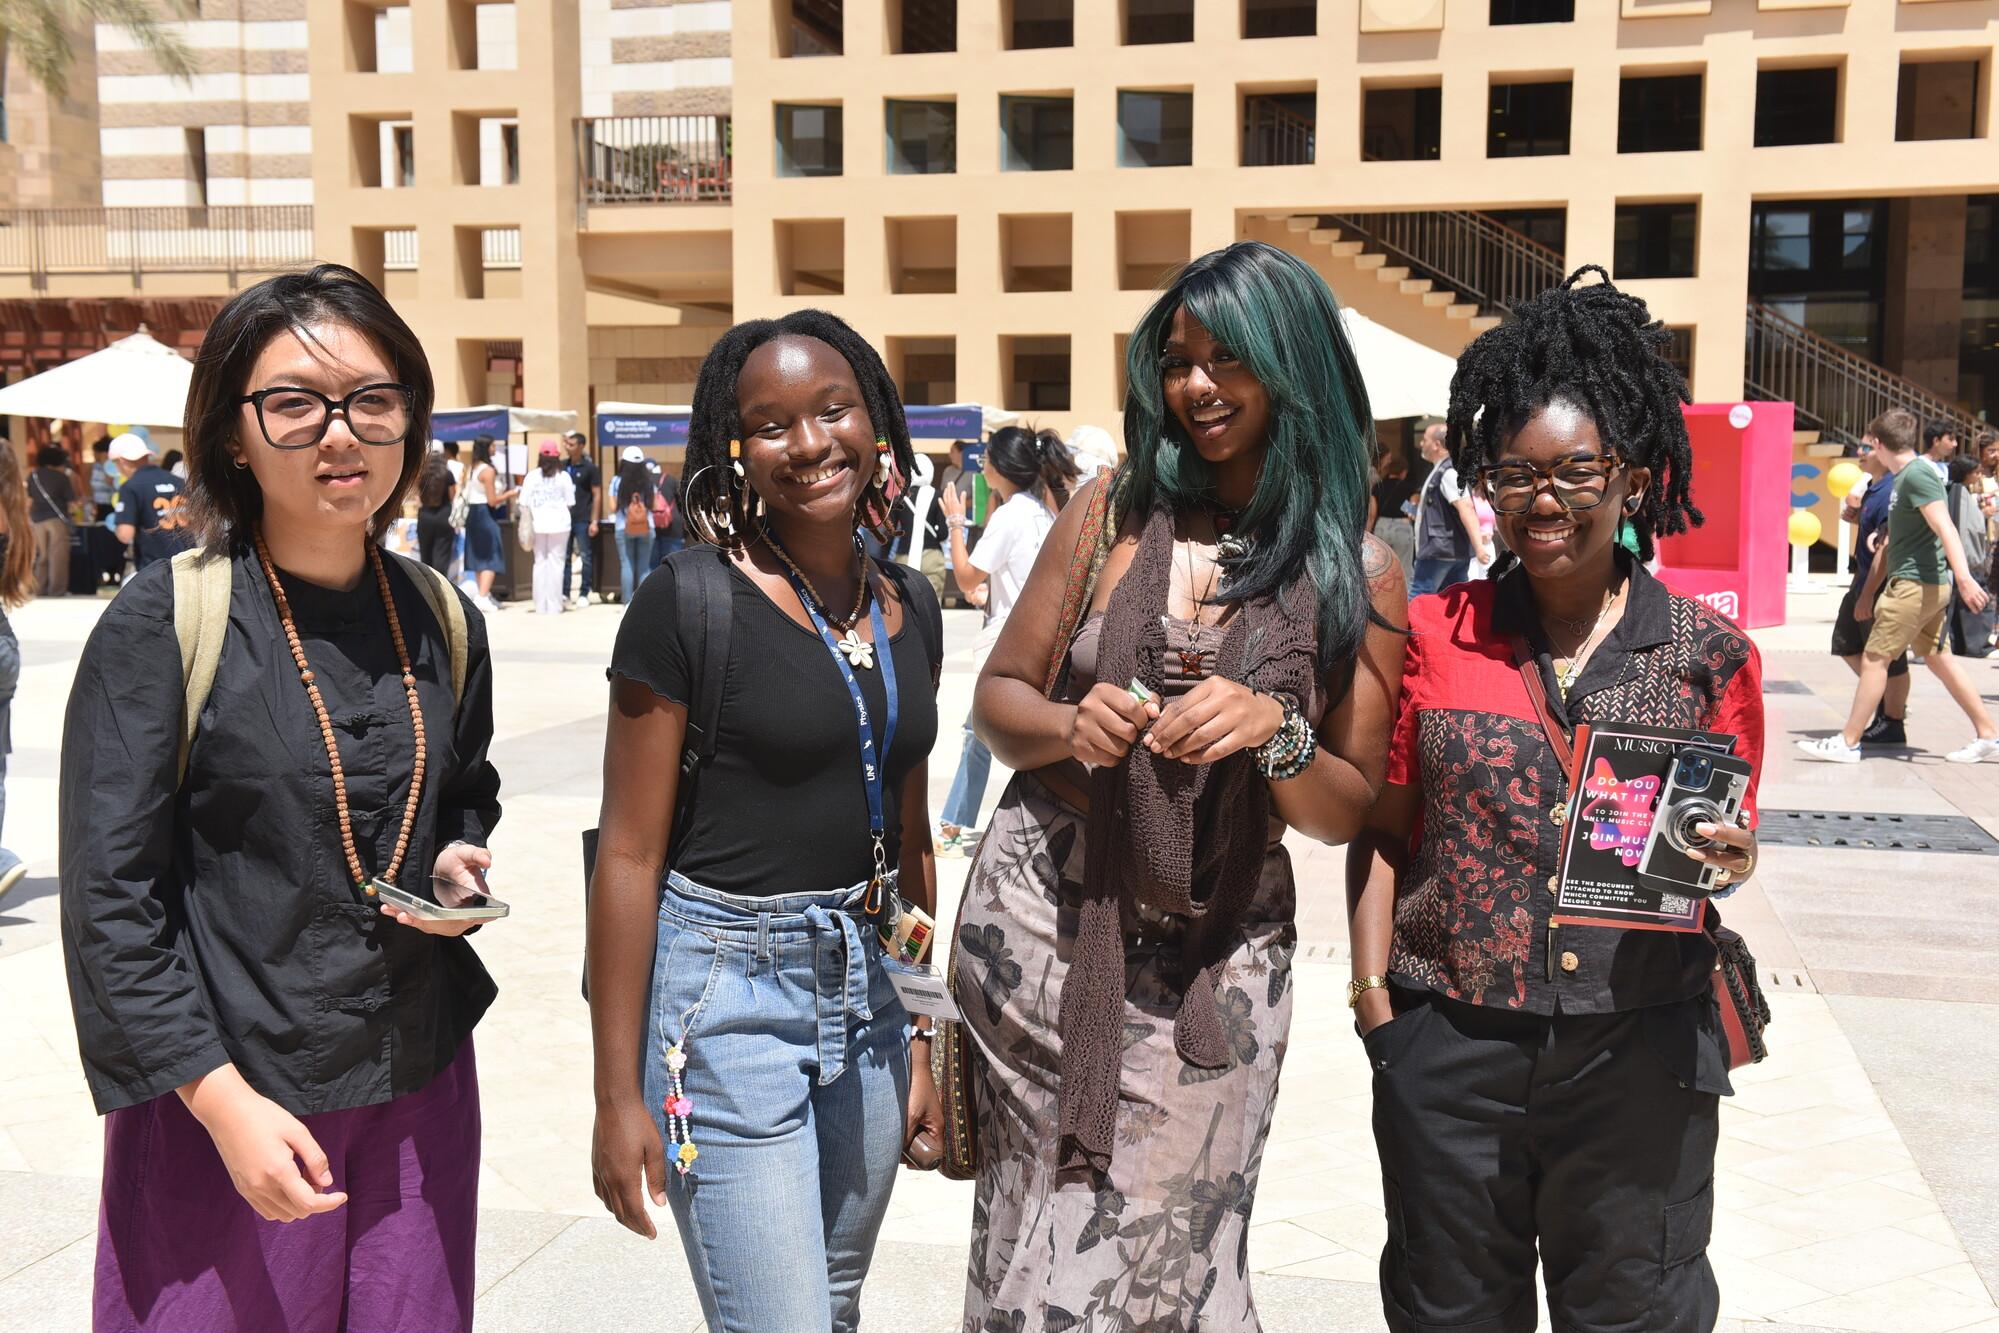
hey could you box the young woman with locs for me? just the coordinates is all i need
[58,264,504,1331]
[1347,268,1765,1333]
[588,309,944,1333]
[933,424,1081,855]
[958,241,1407,1329]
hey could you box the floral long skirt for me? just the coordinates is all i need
[954,774,1298,1333]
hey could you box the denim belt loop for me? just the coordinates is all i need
[755,912,773,964]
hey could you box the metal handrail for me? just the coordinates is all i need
[1320,207,1565,314]
[1243,97,1314,167]
[575,115,733,215]
[1744,302,1982,446]
[0,205,313,287]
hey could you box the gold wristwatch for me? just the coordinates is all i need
[1347,975,1388,1009]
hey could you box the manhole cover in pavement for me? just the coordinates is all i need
[1763,680,1813,695]
[1757,809,1999,855]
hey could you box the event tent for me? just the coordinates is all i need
[431,405,580,441]
[0,329,193,428]
[1341,309,1458,421]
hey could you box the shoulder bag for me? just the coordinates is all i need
[1509,635,1771,1069]
[931,476,1117,1180]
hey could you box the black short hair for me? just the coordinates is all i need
[37,445,69,469]
[183,263,432,549]
[1445,265,1697,562]
[682,309,912,547]
[441,440,460,458]
[1925,419,1957,448]
[90,436,110,455]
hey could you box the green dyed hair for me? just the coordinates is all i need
[1120,240,1377,673]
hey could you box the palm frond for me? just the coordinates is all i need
[0,0,195,100]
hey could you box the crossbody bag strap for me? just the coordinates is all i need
[1041,475,1116,698]
[1510,635,1572,775]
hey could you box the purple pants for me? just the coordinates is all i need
[93,1040,480,1333]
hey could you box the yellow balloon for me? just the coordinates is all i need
[1826,461,1863,499]
[1787,509,1823,548]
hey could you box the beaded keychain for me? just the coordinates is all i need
[663,1043,697,1174]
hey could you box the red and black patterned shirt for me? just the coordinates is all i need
[1385,558,1765,1014]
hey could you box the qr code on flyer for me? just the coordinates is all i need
[1659,893,1693,916]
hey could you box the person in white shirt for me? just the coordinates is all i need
[934,426,1081,854]
[520,440,577,615]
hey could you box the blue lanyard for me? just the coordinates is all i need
[776,561,900,907]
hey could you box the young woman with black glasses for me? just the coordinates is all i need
[61,264,504,1332]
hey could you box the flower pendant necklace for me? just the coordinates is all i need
[760,530,875,669]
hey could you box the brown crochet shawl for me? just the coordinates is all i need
[1056,505,1318,1173]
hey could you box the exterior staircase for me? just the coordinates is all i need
[1250,209,1983,447]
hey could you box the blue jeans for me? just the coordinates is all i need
[617,532,654,603]
[645,872,909,1333]
[0,629,16,878]
[940,716,991,831]
[563,519,594,598]
[1410,557,1470,598]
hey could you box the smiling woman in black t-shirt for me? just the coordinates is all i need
[587,309,942,1333]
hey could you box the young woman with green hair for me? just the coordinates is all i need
[954,240,1407,1327]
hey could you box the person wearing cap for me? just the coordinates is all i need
[562,430,600,609]
[110,432,194,573]
[607,447,657,603]
[521,440,578,616]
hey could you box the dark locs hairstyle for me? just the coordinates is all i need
[183,262,433,549]
[681,309,914,550]
[1445,265,1698,563]
[987,425,1083,510]
[1122,240,1378,675]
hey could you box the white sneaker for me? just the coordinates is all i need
[0,861,26,903]
[1795,735,1862,764]
[1946,737,1999,764]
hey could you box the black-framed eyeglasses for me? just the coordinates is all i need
[1476,453,1623,514]
[237,383,414,450]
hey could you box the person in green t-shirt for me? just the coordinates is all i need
[1798,408,1999,765]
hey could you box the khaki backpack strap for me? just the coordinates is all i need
[390,552,468,707]
[171,547,235,786]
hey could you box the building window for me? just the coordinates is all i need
[1614,203,1697,280]
[1001,214,1073,292]
[1897,60,1982,142]
[500,122,520,184]
[1490,0,1572,22]
[1118,210,1192,289]
[1118,91,1194,168]
[888,336,957,406]
[1962,196,1998,420]
[1002,335,1072,411]
[1619,73,1702,154]
[775,104,844,177]
[1126,0,1192,45]
[1243,92,1314,167]
[357,2,412,73]
[887,217,957,293]
[1484,207,1567,256]
[1363,85,1441,161]
[775,218,845,296]
[1749,200,1885,361]
[887,100,956,174]
[185,128,212,207]
[1488,80,1572,157]
[1755,66,1840,147]
[778,0,841,56]
[1001,95,1074,172]
[1244,0,1314,38]
[392,124,416,188]
[891,0,957,54]
[1007,0,1072,50]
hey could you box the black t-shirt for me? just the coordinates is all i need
[29,466,75,523]
[1373,473,1420,525]
[566,458,600,523]
[609,556,942,896]
[113,465,193,568]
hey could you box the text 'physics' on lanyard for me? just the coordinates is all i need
[778,563,900,913]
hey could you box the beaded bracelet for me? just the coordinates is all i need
[1255,694,1316,781]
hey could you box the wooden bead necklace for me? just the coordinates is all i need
[254,530,427,894]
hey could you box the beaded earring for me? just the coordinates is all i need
[730,438,744,479]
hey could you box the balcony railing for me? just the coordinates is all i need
[1745,302,1982,447]
[0,205,313,286]
[1243,98,1314,167]
[576,115,733,213]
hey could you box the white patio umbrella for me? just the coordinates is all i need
[1341,309,1459,422]
[0,328,193,429]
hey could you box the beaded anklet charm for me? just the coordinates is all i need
[663,1043,698,1174]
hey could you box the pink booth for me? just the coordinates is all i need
[1652,400,1795,630]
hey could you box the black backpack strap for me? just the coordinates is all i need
[668,547,732,861]
[886,558,945,683]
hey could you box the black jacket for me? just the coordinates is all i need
[60,547,501,1116]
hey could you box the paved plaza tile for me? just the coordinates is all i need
[0,578,1994,1330]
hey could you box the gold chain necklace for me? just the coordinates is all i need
[760,530,868,632]
[1550,582,1625,696]
[254,531,427,894]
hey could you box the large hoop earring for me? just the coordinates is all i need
[683,463,756,550]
